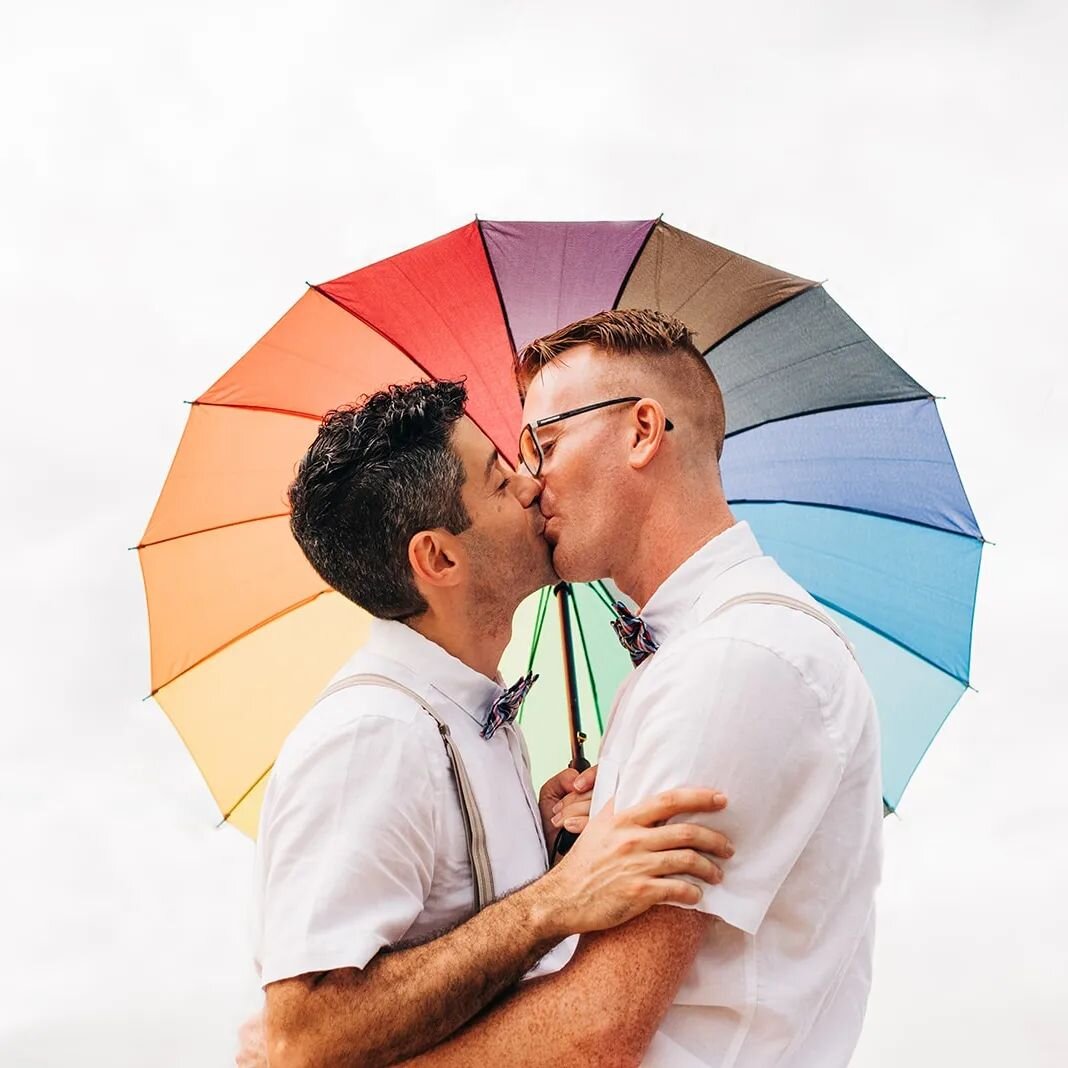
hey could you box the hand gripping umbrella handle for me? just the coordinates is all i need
[550,750,591,861]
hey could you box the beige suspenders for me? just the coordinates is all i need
[705,592,858,663]
[314,673,496,911]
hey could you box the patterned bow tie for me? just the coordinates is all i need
[611,601,660,666]
[482,672,539,739]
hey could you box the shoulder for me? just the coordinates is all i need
[642,627,816,704]
[665,589,857,694]
[274,679,444,783]
[629,635,824,761]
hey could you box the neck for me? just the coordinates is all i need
[614,477,735,609]
[407,597,514,681]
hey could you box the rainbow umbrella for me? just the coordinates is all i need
[137,219,983,835]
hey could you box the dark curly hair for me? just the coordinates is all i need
[288,380,472,619]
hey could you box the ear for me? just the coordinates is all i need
[627,398,670,471]
[408,529,464,594]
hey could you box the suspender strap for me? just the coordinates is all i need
[706,593,858,663]
[314,672,496,911]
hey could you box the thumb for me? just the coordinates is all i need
[556,767,581,791]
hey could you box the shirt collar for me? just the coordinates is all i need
[640,521,763,646]
[363,617,504,730]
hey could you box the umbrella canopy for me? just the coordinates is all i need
[138,218,982,835]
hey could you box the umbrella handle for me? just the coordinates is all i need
[550,753,591,861]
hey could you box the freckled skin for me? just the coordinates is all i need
[398,907,712,1068]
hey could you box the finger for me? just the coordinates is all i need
[542,768,580,804]
[554,789,593,816]
[650,848,723,884]
[555,807,589,833]
[652,877,703,907]
[562,815,589,833]
[555,798,589,820]
[642,822,735,859]
[572,763,599,793]
[622,788,728,826]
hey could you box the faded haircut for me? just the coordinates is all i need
[288,380,472,620]
[516,308,726,458]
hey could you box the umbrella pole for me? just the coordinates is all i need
[554,582,589,772]
[552,582,589,860]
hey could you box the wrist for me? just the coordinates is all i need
[517,868,567,944]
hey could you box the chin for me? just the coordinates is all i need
[549,541,603,585]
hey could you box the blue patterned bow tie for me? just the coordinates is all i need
[611,601,660,666]
[482,672,539,739]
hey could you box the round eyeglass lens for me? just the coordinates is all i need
[519,426,541,477]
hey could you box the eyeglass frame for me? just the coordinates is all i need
[518,396,674,478]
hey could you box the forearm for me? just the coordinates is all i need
[268,880,564,1068]
[397,907,709,1068]
[395,969,611,1068]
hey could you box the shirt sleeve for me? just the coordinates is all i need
[257,711,440,985]
[612,636,844,935]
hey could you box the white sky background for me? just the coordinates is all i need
[2,1,1066,1063]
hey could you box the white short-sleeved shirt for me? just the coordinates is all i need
[252,618,574,986]
[590,522,883,1068]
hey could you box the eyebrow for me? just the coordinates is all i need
[484,449,500,482]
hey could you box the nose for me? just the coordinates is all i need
[512,470,544,508]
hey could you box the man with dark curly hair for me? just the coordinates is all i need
[242,379,735,1068]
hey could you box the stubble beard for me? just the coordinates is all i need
[467,532,553,635]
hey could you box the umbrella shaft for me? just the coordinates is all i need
[554,583,587,769]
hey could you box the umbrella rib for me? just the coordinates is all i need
[518,587,552,726]
[137,512,291,549]
[698,283,822,358]
[808,592,970,686]
[610,216,661,309]
[148,588,334,696]
[476,219,518,357]
[310,284,515,459]
[526,586,551,674]
[590,580,619,614]
[219,761,275,825]
[719,337,907,396]
[568,589,604,734]
[193,400,322,422]
[724,396,933,442]
[728,499,983,542]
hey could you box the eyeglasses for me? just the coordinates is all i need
[518,396,674,478]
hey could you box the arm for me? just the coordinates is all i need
[265,879,561,1068]
[265,789,734,1068]
[399,905,711,1068]
[401,639,844,1067]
